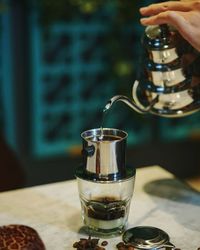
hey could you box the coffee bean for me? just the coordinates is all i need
[116,242,125,248]
[101,241,108,246]
[127,246,135,250]
[95,247,105,250]
[72,236,107,250]
[73,242,79,248]
[116,242,127,250]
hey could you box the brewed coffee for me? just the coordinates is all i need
[81,196,130,232]
[86,197,126,220]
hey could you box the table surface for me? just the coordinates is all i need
[0,166,199,250]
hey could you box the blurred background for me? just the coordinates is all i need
[1,0,200,191]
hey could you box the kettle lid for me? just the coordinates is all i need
[143,24,176,50]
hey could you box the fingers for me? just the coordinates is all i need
[140,1,194,16]
[140,10,194,48]
[139,1,200,52]
[140,10,186,26]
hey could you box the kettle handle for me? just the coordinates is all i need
[132,80,159,111]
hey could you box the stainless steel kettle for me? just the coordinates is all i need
[105,24,200,118]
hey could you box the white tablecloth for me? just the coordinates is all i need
[0,166,199,249]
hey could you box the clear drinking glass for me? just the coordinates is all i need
[77,175,135,236]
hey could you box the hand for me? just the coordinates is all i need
[140,1,200,52]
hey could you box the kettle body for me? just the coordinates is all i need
[105,24,200,118]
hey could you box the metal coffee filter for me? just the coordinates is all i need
[77,128,135,181]
[123,226,175,249]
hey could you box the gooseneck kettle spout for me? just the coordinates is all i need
[104,80,159,114]
[104,95,147,114]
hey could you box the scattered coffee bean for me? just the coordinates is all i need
[116,241,135,250]
[127,246,135,250]
[116,242,125,248]
[73,236,106,250]
[101,241,108,246]
[73,242,79,248]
